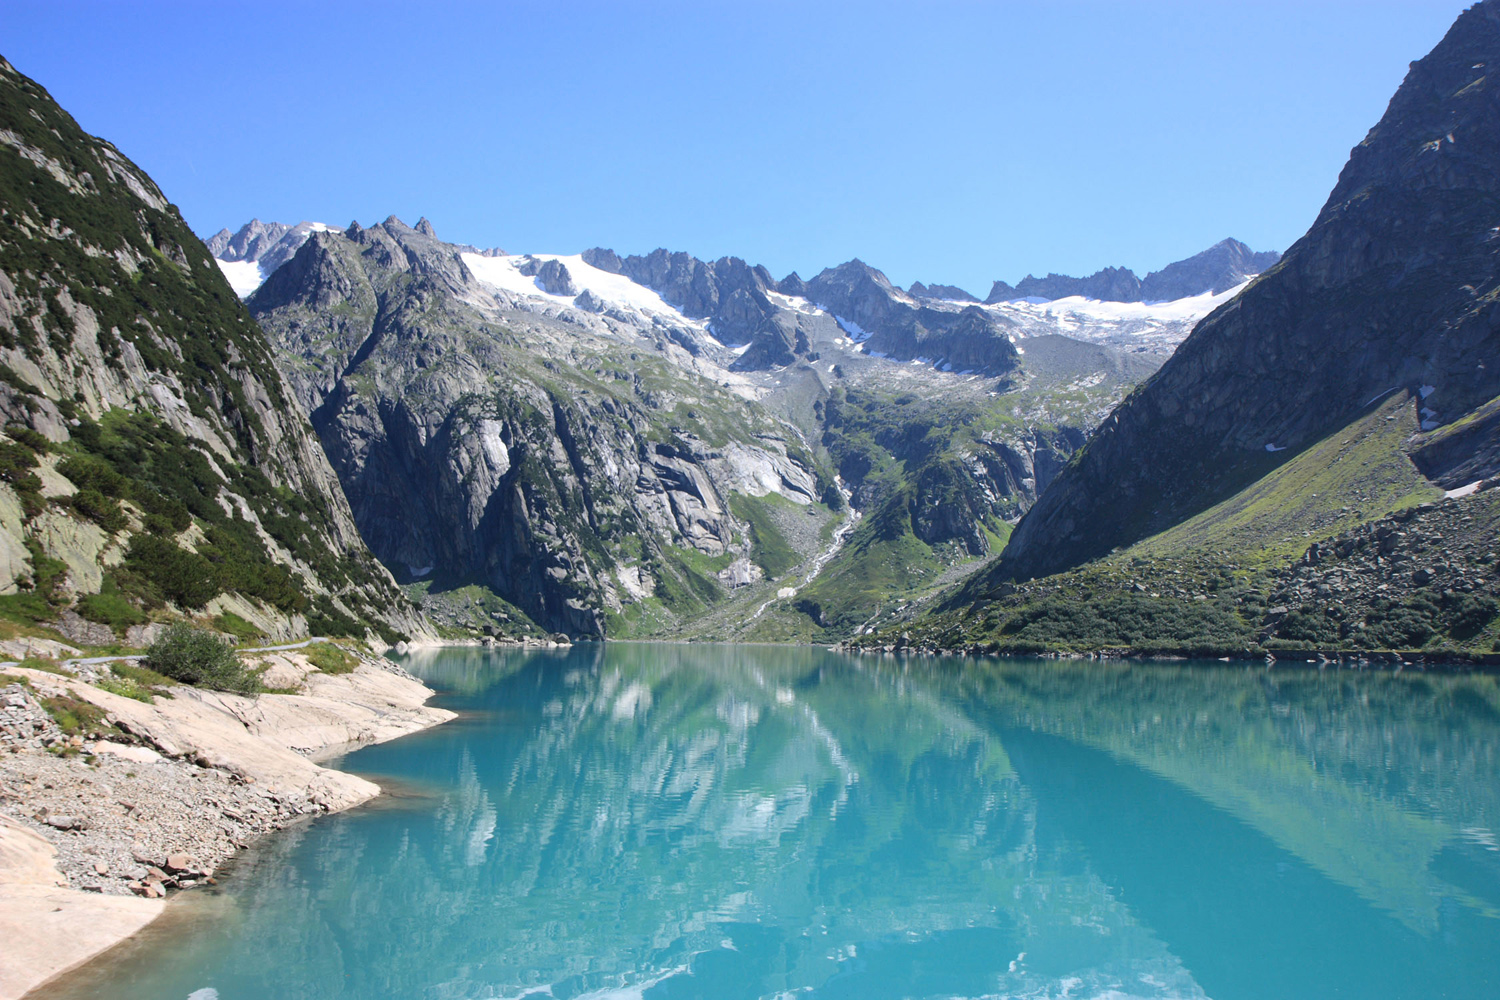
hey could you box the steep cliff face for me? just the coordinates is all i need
[0,57,422,644]
[250,219,829,638]
[985,1,1500,586]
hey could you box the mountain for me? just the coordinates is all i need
[0,56,423,646]
[207,217,506,299]
[247,217,835,639]
[203,220,334,297]
[984,238,1280,304]
[229,215,1175,641]
[983,0,1500,586]
[1138,238,1281,300]
[1013,265,1142,303]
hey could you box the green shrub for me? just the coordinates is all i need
[68,488,128,532]
[142,621,258,693]
[56,453,126,497]
[23,539,68,602]
[124,535,221,608]
[995,594,1251,652]
[1364,595,1440,649]
[1447,594,1498,640]
[305,641,358,674]
[0,441,45,519]
[75,590,147,630]
[4,425,51,454]
[1274,608,1341,646]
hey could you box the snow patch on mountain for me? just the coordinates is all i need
[979,280,1253,351]
[214,258,265,297]
[208,220,339,297]
[461,252,691,320]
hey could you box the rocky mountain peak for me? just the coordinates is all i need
[983,0,1500,584]
[205,218,292,261]
[806,261,1021,376]
[1138,237,1281,300]
[909,281,979,302]
[985,280,1019,304]
[1013,266,1143,303]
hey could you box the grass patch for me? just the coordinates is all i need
[75,589,148,631]
[0,592,55,625]
[212,611,263,644]
[305,641,357,674]
[728,493,800,579]
[41,694,113,737]
[96,661,174,702]
[1129,393,1440,569]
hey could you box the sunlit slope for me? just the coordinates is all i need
[1126,390,1441,568]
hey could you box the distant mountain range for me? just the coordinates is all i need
[212,219,1278,311]
[982,238,1282,304]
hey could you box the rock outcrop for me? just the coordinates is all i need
[805,260,1021,375]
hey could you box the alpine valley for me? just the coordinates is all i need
[208,218,1263,643]
[3,2,1500,998]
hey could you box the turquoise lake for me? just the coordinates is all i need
[40,644,1500,1000]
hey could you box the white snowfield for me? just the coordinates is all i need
[460,252,690,321]
[213,258,264,297]
[211,221,337,298]
[459,251,769,403]
[997,281,1250,325]
[978,280,1253,349]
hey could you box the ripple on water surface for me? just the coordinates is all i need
[34,644,1500,1000]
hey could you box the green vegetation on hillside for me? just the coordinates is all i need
[884,395,1491,659]
[1129,393,1439,568]
[728,493,800,579]
[0,59,416,645]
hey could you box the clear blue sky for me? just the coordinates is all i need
[3,1,1468,294]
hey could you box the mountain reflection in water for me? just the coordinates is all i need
[39,645,1500,1000]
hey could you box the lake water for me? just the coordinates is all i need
[39,644,1500,1000]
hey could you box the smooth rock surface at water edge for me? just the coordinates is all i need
[33,645,1500,1000]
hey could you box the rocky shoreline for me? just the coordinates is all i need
[0,646,455,1000]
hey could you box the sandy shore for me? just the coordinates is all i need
[0,649,455,1000]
